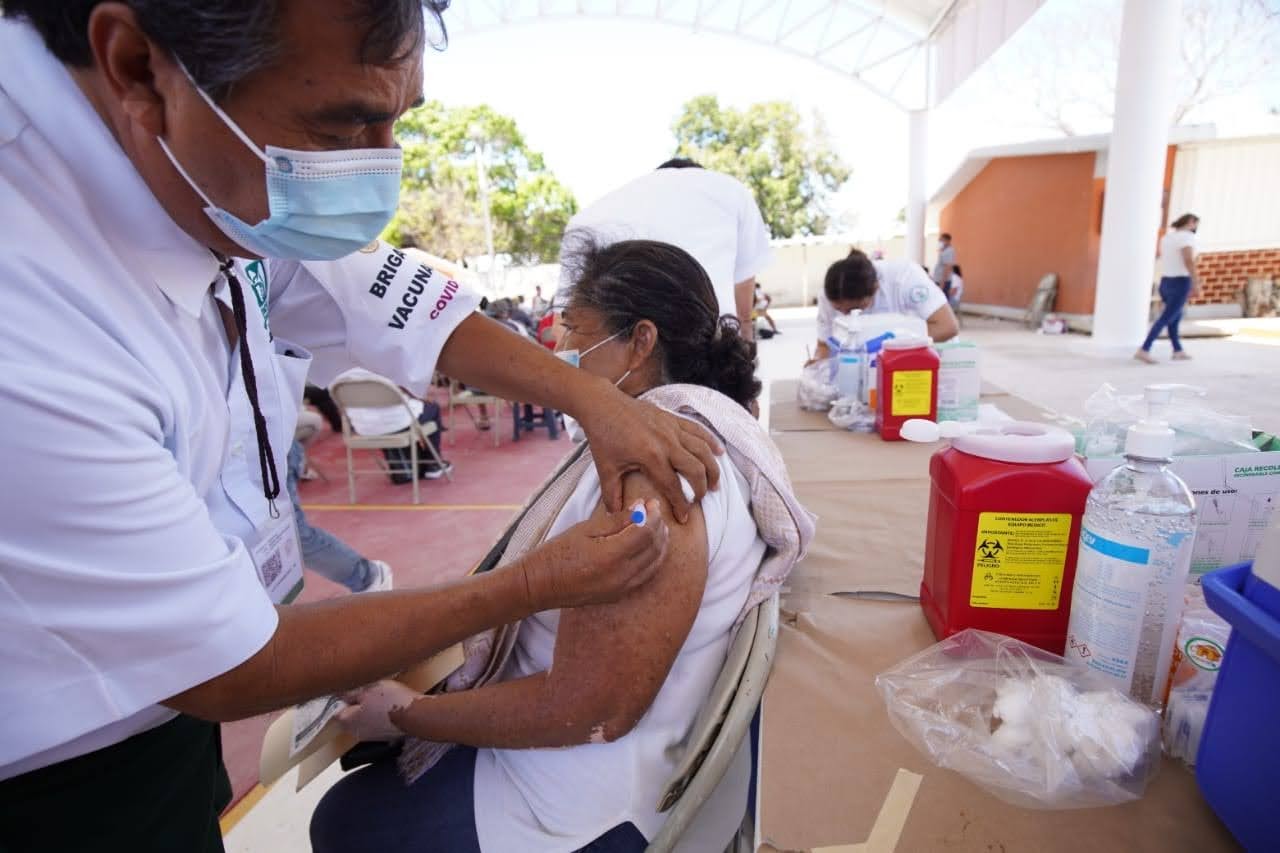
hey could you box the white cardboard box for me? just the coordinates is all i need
[1083,449,1280,576]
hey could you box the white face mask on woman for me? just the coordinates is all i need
[556,329,633,442]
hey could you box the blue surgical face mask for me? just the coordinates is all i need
[555,329,624,370]
[158,65,404,260]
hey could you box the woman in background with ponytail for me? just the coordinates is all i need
[315,238,813,853]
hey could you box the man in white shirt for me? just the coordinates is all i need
[1137,213,1201,363]
[811,249,960,361]
[559,158,774,339]
[0,6,722,850]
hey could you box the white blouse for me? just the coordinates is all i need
[472,454,766,852]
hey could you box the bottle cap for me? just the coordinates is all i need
[1125,419,1175,460]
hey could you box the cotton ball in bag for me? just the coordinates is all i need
[989,678,1036,757]
[1069,691,1156,781]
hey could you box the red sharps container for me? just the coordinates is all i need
[876,337,939,441]
[921,423,1094,654]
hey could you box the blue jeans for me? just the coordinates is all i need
[1141,276,1193,352]
[309,747,648,853]
[287,441,374,592]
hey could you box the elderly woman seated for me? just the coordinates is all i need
[310,238,811,853]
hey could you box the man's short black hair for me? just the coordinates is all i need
[940,232,952,242]
[657,157,703,170]
[825,250,878,303]
[2,1,449,100]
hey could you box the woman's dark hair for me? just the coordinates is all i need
[825,249,878,302]
[2,1,449,100]
[1171,213,1199,229]
[561,234,760,410]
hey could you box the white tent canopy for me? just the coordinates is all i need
[451,0,1043,112]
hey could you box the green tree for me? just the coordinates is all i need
[382,102,577,263]
[671,95,850,238]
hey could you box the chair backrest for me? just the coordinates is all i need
[330,378,417,437]
[645,593,780,853]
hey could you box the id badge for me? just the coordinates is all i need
[250,512,305,604]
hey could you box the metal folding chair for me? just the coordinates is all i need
[645,593,780,853]
[330,376,451,505]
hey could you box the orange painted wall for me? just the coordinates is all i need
[940,153,1099,315]
[941,147,1184,315]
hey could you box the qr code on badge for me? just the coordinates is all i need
[260,551,283,587]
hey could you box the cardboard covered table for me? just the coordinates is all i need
[757,382,1237,852]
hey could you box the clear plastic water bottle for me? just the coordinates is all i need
[1065,416,1197,707]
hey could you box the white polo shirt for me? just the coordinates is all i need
[559,168,773,318]
[0,20,478,779]
[816,259,948,341]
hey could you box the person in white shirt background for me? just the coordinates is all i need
[1137,212,1201,363]
[0,4,724,850]
[560,157,774,339]
[810,248,960,363]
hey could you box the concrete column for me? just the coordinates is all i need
[1092,0,1180,347]
[905,109,928,265]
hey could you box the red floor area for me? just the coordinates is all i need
[220,399,572,805]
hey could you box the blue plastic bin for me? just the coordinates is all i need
[1197,561,1280,852]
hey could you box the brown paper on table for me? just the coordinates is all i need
[773,432,936,486]
[786,480,930,599]
[259,643,466,792]
[757,593,1238,853]
[770,380,842,434]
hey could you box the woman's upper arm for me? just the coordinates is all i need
[545,472,709,739]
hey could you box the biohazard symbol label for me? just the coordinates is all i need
[969,512,1072,611]
[977,538,1004,562]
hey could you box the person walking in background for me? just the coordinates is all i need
[1137,213,1201,363]
[933,232,957,297]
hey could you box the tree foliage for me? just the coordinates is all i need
[671,95,850,239]
[991,0,1280,136]
[382,102,577,263]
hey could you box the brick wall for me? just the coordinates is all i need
[1191,248,1280,305]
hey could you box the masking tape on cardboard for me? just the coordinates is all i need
[813,768,923,853]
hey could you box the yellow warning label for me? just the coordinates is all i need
[970,512,1073,610]
[890,370,933,416]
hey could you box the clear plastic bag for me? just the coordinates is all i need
[1083,383,1256,457]
[875,629,1162,809]
[798,357,838,411]
[828,396,876,432]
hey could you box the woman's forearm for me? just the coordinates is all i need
[393,672,626,749]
